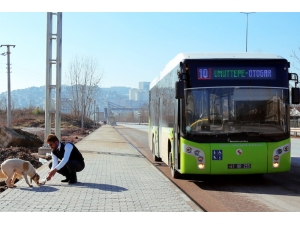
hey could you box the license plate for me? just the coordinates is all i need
[227,163,251,169]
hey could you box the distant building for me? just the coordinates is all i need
[139,82,150,92]
[110,86,131,96]
[42,98,72,114]
[129,88,139,101]
[98,112,105,121]
[139,90,149,102]
[90,111,105,122]
[128,83,150,103]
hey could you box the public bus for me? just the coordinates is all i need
[148,52,300,178]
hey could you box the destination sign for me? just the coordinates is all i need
[197,67,276,80]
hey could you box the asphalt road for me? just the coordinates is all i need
[116,123,300,212]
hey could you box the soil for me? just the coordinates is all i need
[0,126,95,193]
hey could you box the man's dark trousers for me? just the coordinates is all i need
[49,160,85,182]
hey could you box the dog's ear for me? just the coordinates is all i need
[23,162,30,171]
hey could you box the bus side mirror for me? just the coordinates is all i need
[292,87,300,104]
[175,81,184,99]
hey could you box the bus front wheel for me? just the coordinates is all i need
[168,152,181,179]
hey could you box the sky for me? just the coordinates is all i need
[0,1,300,95]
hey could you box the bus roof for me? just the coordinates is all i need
[149,52,286,90]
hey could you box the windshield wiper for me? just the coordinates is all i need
[240,131,262,135]
[186,131,211,136]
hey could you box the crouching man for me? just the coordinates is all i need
[46,134,85,184]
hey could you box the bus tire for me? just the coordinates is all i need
[168,152,181,179]
[152,139,160,162]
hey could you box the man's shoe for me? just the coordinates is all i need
[68,172,77,184]
[68,179,77,184]
[61,178,70,182]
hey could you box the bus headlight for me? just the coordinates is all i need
[273,155,279,160]
[273,162,279,168]
[198,163,205,169]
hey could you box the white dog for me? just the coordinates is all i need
[1,158,42,188]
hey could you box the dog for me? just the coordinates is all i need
[1,158,42,188]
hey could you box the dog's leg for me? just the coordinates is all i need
[22,173,33,188]
[22,162,33,187]
[11,173,19,188]
[5,176,14,188]
[3,170,15,188]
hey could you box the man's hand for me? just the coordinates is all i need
[46,168,58,181]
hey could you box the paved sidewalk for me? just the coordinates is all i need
[0,125,202,212]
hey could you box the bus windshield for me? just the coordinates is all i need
[184,87,289,135]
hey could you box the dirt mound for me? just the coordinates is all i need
[0,126,43,148]
[13,118,45,128]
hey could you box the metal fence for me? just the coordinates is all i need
[291,119,300,128]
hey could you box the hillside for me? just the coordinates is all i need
[0,85,146,112]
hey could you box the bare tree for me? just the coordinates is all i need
[291,48,300,72]
[126,111,134,123]
[11,94,17,111]
[0,95,7,111]
[63,55,104,129]
[290,49,300,106]
[140,103,149,123]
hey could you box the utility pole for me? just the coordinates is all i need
[39,12,62,155]
[81,86,85,131]
[0,44,15,128]
[96,105,99,123]
[94,100,96,127]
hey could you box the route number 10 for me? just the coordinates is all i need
[198,68,211,80]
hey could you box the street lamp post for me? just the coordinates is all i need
[1,44,15,128]
[96,105,99,123]
[240,12,255,52]
[138,111,141,125]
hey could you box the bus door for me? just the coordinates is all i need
[158,97,162,158]
[173,98,180,170]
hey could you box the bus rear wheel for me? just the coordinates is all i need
[152,139,160,162]
[168,152,181,179]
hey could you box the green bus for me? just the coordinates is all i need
[148,52,300,178]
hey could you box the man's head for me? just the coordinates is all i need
[46,134,59,150]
